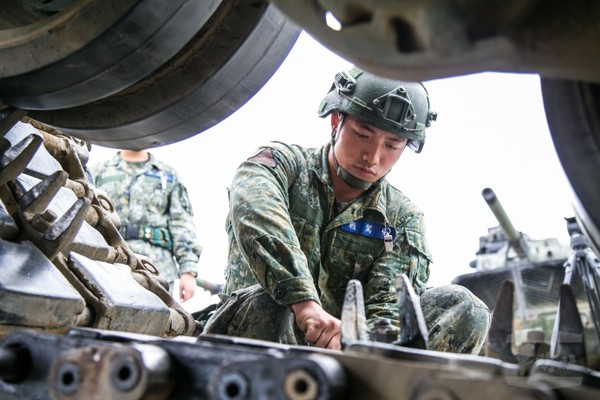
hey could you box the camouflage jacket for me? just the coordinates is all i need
[224,142,432,328]
[91,153,202,284]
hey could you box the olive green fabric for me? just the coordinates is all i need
[420,284,491,354]
[223,141,431,329]
[204,284,301,345]
[204,283,490,354]
[91,153,202,285]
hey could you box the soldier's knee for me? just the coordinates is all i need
[421,284,491,354]
[204,284,298,344]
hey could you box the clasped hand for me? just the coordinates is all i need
[291,300,341,350]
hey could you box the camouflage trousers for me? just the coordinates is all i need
[202,284,490,355]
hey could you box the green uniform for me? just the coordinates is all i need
[224,142,430,326]
[205,142,490,354]
[91,153,202,286]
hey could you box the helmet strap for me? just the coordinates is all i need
[330,114,373,191]
[336,164,374,190]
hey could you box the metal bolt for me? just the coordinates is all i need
[370,318,399,343]
[31,209,58,232]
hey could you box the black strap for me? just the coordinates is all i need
[120,223,140,240]
[119,223,173,251]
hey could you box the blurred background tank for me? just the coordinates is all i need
[469,225,570,271]
[453,187,600,368]
[471,188,571,272]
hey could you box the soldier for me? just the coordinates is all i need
[91,149,203,302]
[203,66,490,353]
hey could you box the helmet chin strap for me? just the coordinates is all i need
[331,115,373,191]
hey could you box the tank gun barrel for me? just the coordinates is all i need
[482,187,531,319]
[482,187,529,260]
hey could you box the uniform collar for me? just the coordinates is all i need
[307,142,331,186]
[145,153,162,170]
[310,142,389,223]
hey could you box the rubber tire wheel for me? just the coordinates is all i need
[0,0,221,109]
[542,79,600,255]
[28,1,301,149]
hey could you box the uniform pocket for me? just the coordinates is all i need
[327,229,383,291]
[404,229,432,262]
[402,229,432,294]
[138,174,168,211]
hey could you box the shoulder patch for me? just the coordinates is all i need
[248,148,277,168]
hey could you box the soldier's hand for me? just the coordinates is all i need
[292,300,341,350]
[179,273,197,302]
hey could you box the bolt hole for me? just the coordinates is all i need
[225,382,240,398]
[284,369,318,400]
[294,378,308,394]
[118,365,131,382]
[56,362,80,395]
[111,357,140,391]
[217,372,248,399]
[61,371,75,386]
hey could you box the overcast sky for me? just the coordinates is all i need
[89,32,576,311]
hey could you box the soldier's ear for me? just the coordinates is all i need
[331,112,344,140]
[330,112,340,130]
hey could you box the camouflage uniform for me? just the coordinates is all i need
[91,153,202,287]
[204,142,490,354]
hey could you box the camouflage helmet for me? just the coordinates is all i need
[318,66,437,153]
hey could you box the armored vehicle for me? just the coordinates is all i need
[1,1,600,399]
[454,188,600,368]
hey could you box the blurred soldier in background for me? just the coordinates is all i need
[91,149,205,302]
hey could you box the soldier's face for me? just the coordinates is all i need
[332,115,407,182]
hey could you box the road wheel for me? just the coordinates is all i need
[27,1,300,149]
[0,0,222,110]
